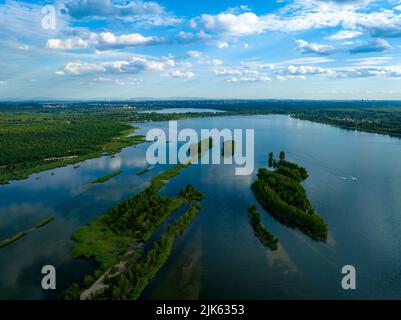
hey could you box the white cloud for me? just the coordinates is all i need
[46,32,163,50]
[169,70,195,79]
[187,50,203,58]
[285,65,335,75]
[347,56,393,66]
[214,68,259,76]
[227,75,271,83]
[328,30,362,40]
[190,0,401,40]
[58,56,170,76]
[295,39,336,55]
[337,65,401,78]
[193,12,264,36]
[0,80,7,85]
[349,39,391,53]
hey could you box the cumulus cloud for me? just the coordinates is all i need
[349,39,391,53]
[189,0,401,41]
[295,39,336,55]
[57,56,169,76]
[191,12,264,36]
[46,31,163,50]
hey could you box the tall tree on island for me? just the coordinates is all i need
[268,152,274,168]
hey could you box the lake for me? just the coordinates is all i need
[1,114,401,299]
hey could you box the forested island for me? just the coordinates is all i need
[252,152,327,241]
[63,140,210,300]
[248,205,278,250]
[91,170,122,184]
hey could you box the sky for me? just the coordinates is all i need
[1,0,401,100]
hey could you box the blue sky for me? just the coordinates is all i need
[1,0,401,100]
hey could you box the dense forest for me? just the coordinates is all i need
[293,108,401,137]
[252,152,327,241]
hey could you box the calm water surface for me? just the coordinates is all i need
[1,115,401,299]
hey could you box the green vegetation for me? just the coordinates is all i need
[0,109,145,184]
[0,231,28,249]
[150,163,189,190]
[91,170,122,184]
[65,159,203,299]
[71,181,187,270]
[1,215,56,249]
[35,216,55,228]
[2,101,401,185]
[179,184,204,202]
[94,203,201,299]
[268,152,274,168]
[293,107,401,137]
[248,205,278,251]
[222,140,235,156]
[252,152,327,241]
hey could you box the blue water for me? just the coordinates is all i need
[1,115,401,299]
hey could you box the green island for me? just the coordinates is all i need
[0,215,55,249]
[63,139,210,299]
[35,216,55,228]
[91,203,202,299]
[222,140,235,156]
[252,151,327,241]
[91,170,123,184]
[0,231,28,249]
[248,205,278,250]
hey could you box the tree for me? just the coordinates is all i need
[279,151,286,161]
[268,152,274,168]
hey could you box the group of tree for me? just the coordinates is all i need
[253,152,327,241]
[248,205,278,251]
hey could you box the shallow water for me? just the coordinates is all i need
[1,114,401,299]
